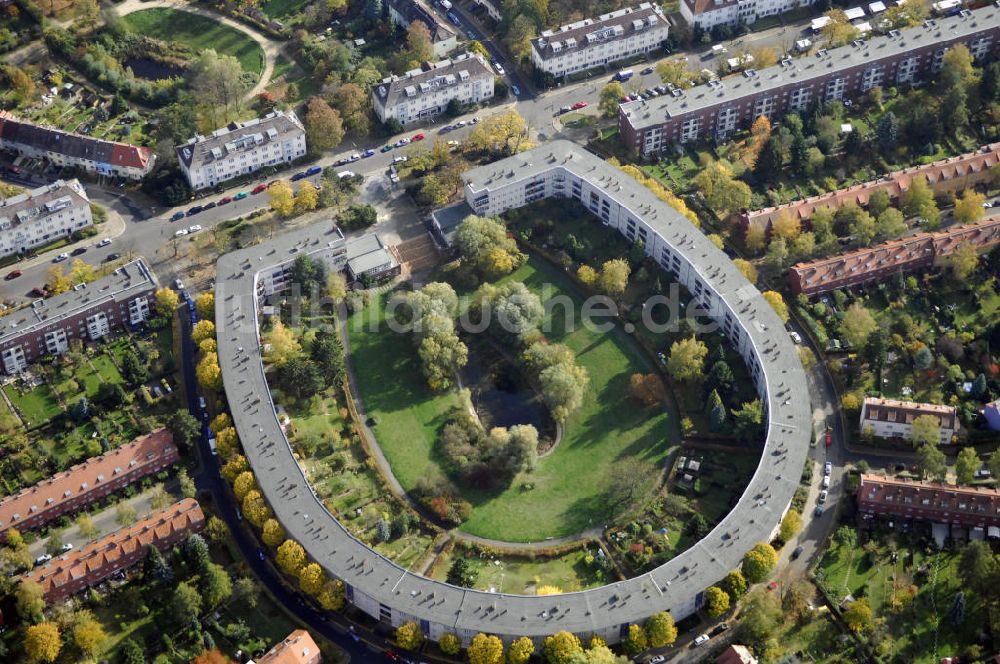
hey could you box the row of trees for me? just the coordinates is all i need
[396,282,469,391]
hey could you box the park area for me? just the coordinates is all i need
[817,529,985,663]
[346,254,679,542]
[122,8,266,76]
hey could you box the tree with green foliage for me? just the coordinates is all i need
[168,409,201,452]
[599,82,626,118]
[666,337,708,382]
[910,414,941,448]
[955,447,981,486]
[705,586,731,617]
[16,579,45,622]
[446,557,478,588]
[184,534,210,574]
[839,303,878,348]
[170,581,202,624]
[917,442,947,481]
[742,542,778,583]
[202,562,233,608]
[722,570,748,598]
[440,633,462,656]
[843,598,875,633]
[144,544,173,584]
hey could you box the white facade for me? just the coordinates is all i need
[176,110,306,191]
[859,397,958,444]
[680,0,815,29]
[0,180,92,258]
[531,4,669,78]
[373,53,495,126]
[386,0,459,58]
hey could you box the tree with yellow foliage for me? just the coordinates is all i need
[733,258,758,284]
[623,623,648,655]
[691,160,751,218]
[536,585,563,596]
[296,181,319,213]
[597,258,630,298]
[468,633,504,664]
[644,611,677,648]
[542,631,582,664]
[953,189,986,225]
[46,265,72,294]
[221,454,248,483]
[68,259,95,284]
[576,264,598,287]
[771,210,802,241]
[215,426,239,460]
[745,224,767,255]
[298,562,325,595]
[440,633,462,656]
[395,621,424,650]
[242,489,272,527]
[614,160,700,227]
[199,338,217,354]
[465,110,530,157]
[196,354,222,391]
[154,287,180,314]
[744,115,772,167]
[195,292,215,319]
[232,471,257,502]
[506,636,534,664]
[210,413,232,434]
[762,291,789,323]
[262,518,285,548]
[264,320,300,367]
[25,622,62,663]
[72,611,107,658]
[317,577,346,610]
[275,539,306,574]
[192,320,216,344]
[268,180,295,217]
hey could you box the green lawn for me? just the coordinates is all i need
[3,383,61,426]
[260,0,313,18]
[122,8,266,75]
[348,256,680,541]
[430,545,606,594]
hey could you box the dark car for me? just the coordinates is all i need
[186,205,203,217]
[5,270,22,280]
[791,545,805,560]
[335,157,351,165]
[290,171,308,181]
[709,623,729,637]
[29,287,48,297]
[169,211,185,222]
[103,252,121,262]
[306,165,323,175]
[71,247,87,256]
[203,201,217,210]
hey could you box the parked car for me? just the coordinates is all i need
[218,196,233,205]
[395,138,410,147]
[71,247,87,256]
[641,66,654,74]
[348,153,362,162]
[5,270,21,280]
[362,149,376,158]
[59,543,73,553]
[188,225,203,233]
[493,61,505,75]
[29,287,48,297]
[814,504,824,516]
[822,475,831,489]
[559,105,571,114]
[34,554,52,567]
[234,191,248,200]
[767,581,779,592]
[251,184,268,194]
[818,489,828,503]
[174,229,189,237]
[709,623,729,637]
[97,238,112,247]
[693,634,710,647]
[335,157,351,165]
[186,205,203,217]
[169,211,185,222]
[103,253,120,262]
[648,656,665,664]
[571,101,588,109]
[53,253,69,262]
[454,120,467,128]
[412,133,425,141]
[392,155,408,163]
[824,461,833,476]
[306,165,323,175]
[471,116,480,123]
[202,201,216,210]
[511,84,521,97]
[791,545,804,560]
[290,171,308,181]
[825,430,833,447]
[381,144,394,152]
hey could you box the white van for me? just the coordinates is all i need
[822,475,831,489]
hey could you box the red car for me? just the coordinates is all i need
[766,581,779,592]
[218,196,233,205]
[572,101,588,109]
[5,270,21,280]
[825,430,833,447]
[412,133,425,141]
[251,183,268,194]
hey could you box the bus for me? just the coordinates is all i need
[613,69,634,81]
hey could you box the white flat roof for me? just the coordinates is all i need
[845,6,867,19]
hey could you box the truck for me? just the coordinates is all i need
[613,69,634,81]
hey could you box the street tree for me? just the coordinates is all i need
[599,82,626,118]
[780,509,802,542]
[875,208,907,241]
[901,175,939,225]
[657,59,693,88]
[644,611,677,647]
[168,410,201,451]
[507,636,535,664]
[917,442,947,480]
[742,542,778,583]
[395,621,423,650]
[468,633,504,664]
[268,180,295,217]
[542,631,583,664]
[622,624,647,654]
[954,189,986,224]
[154,287,179,313]
[762,291,789,323]
[262,518,285,548]
[276,539,306,574]
[705,586,730,618]
[304,97,345,151]
[722,570,748,598]
[733,258,758,284]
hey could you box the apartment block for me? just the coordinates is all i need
[857,474,1000,532]
[745,142,1000,231]
[788,217,1000,295]
[620,6,1000,154]
[24,498,205,603]
[176,110,306,191]
[0,179,92,258]
[860,397,958,444]
[373,53,495,126]
[530,4,668,79]
[0,259,156,374]
[0,429,178,537]
[256,630,322,664]
[386,0,458,58]
[681,0,816,30]
[0,112,155,180]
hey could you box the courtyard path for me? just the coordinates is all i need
[114,0,279,100]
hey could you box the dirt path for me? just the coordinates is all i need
[115,0,278,100]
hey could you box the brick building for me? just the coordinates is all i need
[0,112,155,180]
[24,498,205,603]
[859,397,958,444]
[0,429,178,537]
[857,474,1000,531]
[0,259,157,374]
[619,6,1000,154]
[253,630,322,664]
[787,217,1000,295]
[530,4,669,79]
[743,142,1000,232]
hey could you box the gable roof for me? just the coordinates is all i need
[373,53,493,113]
[0,429,176,534]
[175,109,304,171]
[24,498,205,599]
[0,112,154,170]
[0,179,89,230]
[862,396,957,431]
[256,630,321,664]
[387,0,456,44]
[531,4,666,61]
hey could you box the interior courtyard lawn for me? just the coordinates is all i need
[122,8,266,76]
[347,256,680,542]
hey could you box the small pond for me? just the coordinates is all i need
[123,58,184,81]
[460,337,556,443]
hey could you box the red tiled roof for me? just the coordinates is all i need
[745,142,1000,229]
[717,645,758,664]
[110,143,154,170]
[257,630,322,664]
[857,474,1000,523]
[24,498,205,600]
[0,429,176,536]
[862,397,957,431]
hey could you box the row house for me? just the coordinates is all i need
[530,4,669,79]
[0,429,178,537]
[386,0,458,58]
[373,53,495,127]
[176,110,306,191]
[24,498,205,603]
[0,112,155,180]
[0,259,156,374]
[743,142,1000,232]
[255,630,322,664]
[788,216,1000,294]
[680,0,817,30]
[857,474,1000,531]
[620,6,1000,154]
[0,179,93,258]
[859,397,958,444]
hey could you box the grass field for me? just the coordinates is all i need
[122,8,265,75]
[430,545,606,594]
[348,256,680,541]
[4,383,61,426]
[260,0,313,18]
